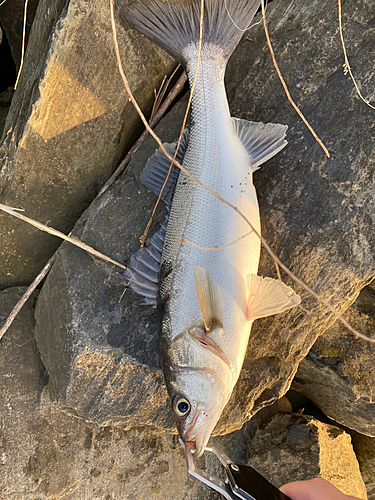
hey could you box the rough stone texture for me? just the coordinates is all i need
[352,432,375,500]
[34,0,375,436]
[292,285,375,436]
[33,99,187,431]
[0,0,175,288]
[222,0,375,422]
[247,413,367,499]
[0,288,218,499]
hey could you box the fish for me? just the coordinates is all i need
[120,0,301,457]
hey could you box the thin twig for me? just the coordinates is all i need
[139,0,204,246]
[0,253,57,341]
[179,230,252,251]
[14,0,29,89]
[151,75,167,121]
[0,204,127,270]
[109,0,374,343]
[338,0,375,110]
[150,64,181,121]
[97,70,187,198]
[261,0,330,158]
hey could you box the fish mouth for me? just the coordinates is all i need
[183,407,219,457]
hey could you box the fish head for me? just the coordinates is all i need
[167,326,232,457]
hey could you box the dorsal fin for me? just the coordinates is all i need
[194,266,223,331]
[245,274,300,321]
[232,118,288,172]
[140,129,189,206]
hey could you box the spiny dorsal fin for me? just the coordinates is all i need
[140,129,189,206]
[194,266,223,331]
[245,274,300,321]
[121,0,261,64]
[232,118,288,172]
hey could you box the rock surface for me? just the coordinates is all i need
[0,0,174,288]
[246,413,368,499]
[292,285,375,436]
[352,432,375,500]
[0,300,368,500]
[34,0,375,436]
[0,287,217,499]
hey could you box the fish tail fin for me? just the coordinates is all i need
[121,0,261,64]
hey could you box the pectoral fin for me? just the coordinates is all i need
[194,266,223,331]
[245,274,300,321]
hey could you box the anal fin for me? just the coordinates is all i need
[120,216,168,306]
[232,118,288,172]
[245,274,300,321]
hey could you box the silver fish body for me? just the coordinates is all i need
[121,0,300,456]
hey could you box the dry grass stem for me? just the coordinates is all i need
[0,253,56,341]
[151,75,168,121]
[14,0,29,89]
[180,230,252,251]
[151,64,181,121]
[109,0,374,343]
[338,0,375,110]
[0,203,127,270]
[139,0,204,246]
[261,0,330,158]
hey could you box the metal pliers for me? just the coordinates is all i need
[180,439,291,500]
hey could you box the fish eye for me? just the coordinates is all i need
[173,396,191,417]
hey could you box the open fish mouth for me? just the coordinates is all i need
[183,402,225,457]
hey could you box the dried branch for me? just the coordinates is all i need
[0,204,127,270]
[261,0,330,158]
[0,253,56,342]
[14,0,29,89]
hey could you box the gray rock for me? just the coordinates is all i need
[0,287,217,499]
[292,285,375,436]
[352,432,375,500]
[221,0,375,423]
[0,0,175,288]
[0,287,45,495]
[34,99,187,431]
[35,0,375,438]
[247,413,367,499]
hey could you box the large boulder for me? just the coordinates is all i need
[0,0,174,288]
[0,287,217,499]
[247,412,367,499]
[34,98,184,430]
[292,285,375,436]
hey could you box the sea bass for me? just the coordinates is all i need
[121,0,300,456]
